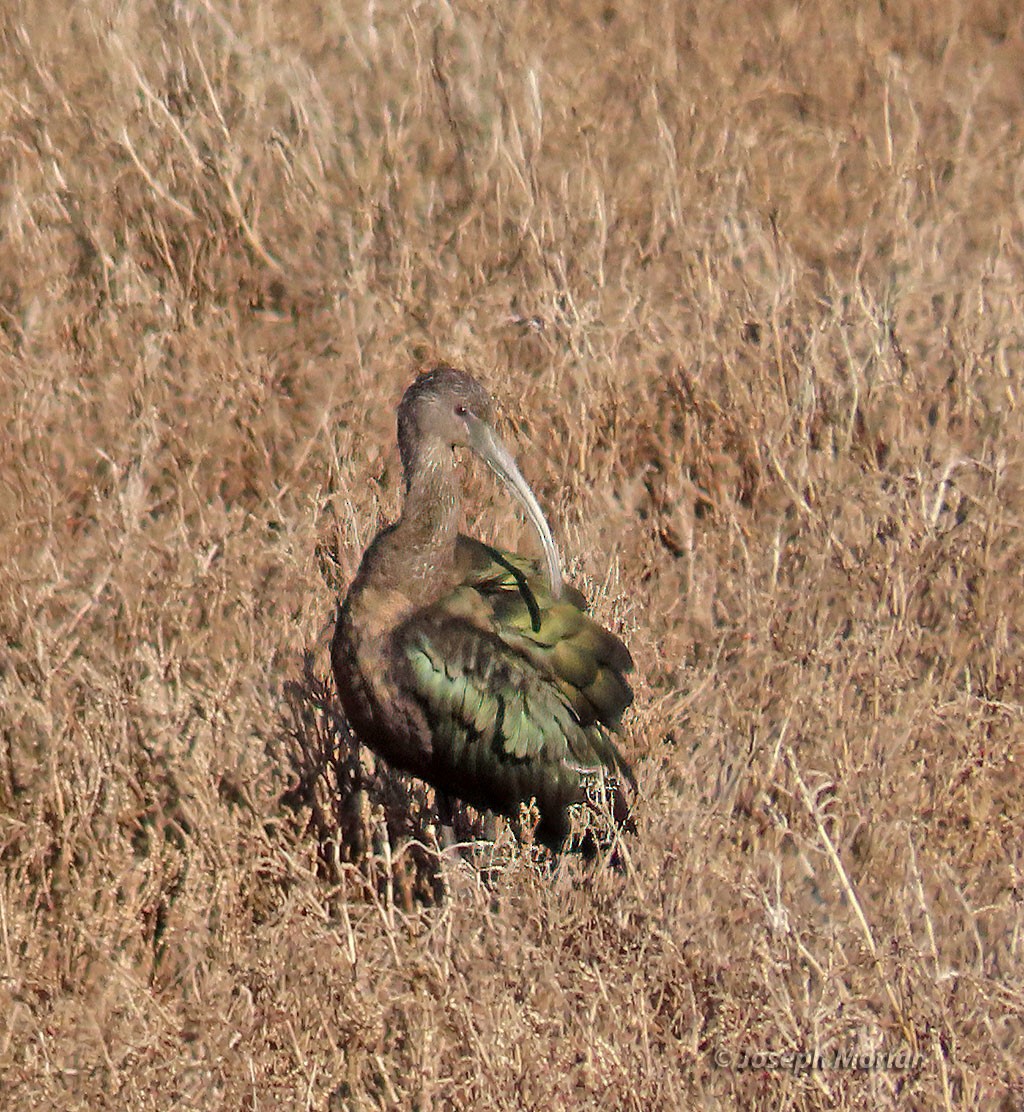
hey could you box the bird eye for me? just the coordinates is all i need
[454,404,468,417]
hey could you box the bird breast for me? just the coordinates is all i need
[333,581,437,774]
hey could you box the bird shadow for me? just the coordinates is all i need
[278,651,499,909]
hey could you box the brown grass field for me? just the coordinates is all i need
[2,0,1023,1107]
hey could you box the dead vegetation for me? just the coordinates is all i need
[1,0,1023,1107]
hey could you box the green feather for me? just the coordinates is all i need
[470,687,497,735]
[552,639,598,688]
[583,667,633,726]
[393,533,635,845]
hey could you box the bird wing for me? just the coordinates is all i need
[394,536,634,785]
[454,535,634,734]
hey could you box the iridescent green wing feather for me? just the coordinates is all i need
[403,617,591,768]
[455,535,634,739]
[397,537,634,781]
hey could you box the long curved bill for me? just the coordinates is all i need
[467,417,564,599]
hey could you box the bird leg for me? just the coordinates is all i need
[435,791,459,850]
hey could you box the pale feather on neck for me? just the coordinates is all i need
[393,445,461,586]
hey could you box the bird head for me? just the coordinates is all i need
[397,365,563,598]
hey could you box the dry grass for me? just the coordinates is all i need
[2,0,1023,1107]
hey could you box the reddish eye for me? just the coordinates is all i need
[455,404,468,417]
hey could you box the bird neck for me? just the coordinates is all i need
[392,444,461,586]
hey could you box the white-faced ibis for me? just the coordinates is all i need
[331,365,634,850]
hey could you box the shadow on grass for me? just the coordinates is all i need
[277,651,498,909]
